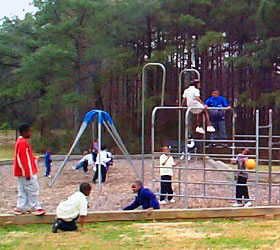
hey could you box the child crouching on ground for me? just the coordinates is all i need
[52,183,92,233]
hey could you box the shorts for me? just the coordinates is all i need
[187,101,204,114]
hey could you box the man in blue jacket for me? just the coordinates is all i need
[205,90,231,147]
[124,180,160,210]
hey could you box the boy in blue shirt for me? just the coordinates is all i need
[205,90,231,146]
[44,147,52,178]
[124,180,160,210]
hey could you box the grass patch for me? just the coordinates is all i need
[0,144,14,159]
[1,217,280,249]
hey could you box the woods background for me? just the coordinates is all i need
[0,0,280,153]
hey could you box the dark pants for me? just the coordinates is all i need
[57,216,79,231]
[236,176,249,202]
[74,160,88,173]
[45,163,51,176]
[210,120,227,140]
[160,175,173,201]
[92,164,107,183]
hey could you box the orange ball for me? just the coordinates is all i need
[246,159,256,170]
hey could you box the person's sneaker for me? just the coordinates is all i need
[52,218,61,233]
[244,201,252,207]
[196,127,205,134]
[32,209,46,216]
[159,200,167,205]
[169,199,176,203]
[207,126,216,132]
[232,202,243,207]
[47,175,51,178]
[72,166,76,170]
[13,208,24,215]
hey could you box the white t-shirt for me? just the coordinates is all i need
[160,154,175,176]
[56,191,88,221]
[95,150,111,167]
[79,153,94,165]
[182,86,204,114]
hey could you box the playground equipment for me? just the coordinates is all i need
[50,110,141,189]
[151,105,280,208]
[143,63,280,208]
[141,63,166,184]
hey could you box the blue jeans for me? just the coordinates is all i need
[45,164,51,176]
[210,120,227,140]
[74,161,88,172]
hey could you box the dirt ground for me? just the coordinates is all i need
[1,158,280,214]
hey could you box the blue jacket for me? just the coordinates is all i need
[205,96,229,108]
[44,152,52,167]
[124,187,160,210]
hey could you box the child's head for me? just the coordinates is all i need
[83,150,88,155]
[101,145,106,151]
[189,79,200,89]
[80,183,92,196]
[19,123,32,139]
[46,147,51,153]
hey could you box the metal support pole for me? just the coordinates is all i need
[151,108,156,191]
[255,110,260,206]
[203,115,206,197]
[184,108,192,209]
[178,69,200,153]
[97,117,102,190]
[142,63,166,185]
[49,122,87,187]
[268,109,273,205]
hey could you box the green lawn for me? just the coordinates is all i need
[0,219,279,249]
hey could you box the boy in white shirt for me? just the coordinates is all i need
[92,145,112,183]
[52,183,91,233]
[182,79,215,134]
[72,150,95,173]
[159,146,180,204]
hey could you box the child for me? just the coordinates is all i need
[159,146,180,204]
[13,123,45,216]
[182,79,215,134]
[105,149,113,172]
[92,145,111,183]
[44,147,52,178]
[232,148,252,207]
[52,183,92,233]
[72,150,94,173]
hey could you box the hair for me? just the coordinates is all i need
[133,180,143,187]
[189,79,200,87]
[79,183,92,194]
[101,145,106,150]
[18,123,31,136]
[212,89,219,93]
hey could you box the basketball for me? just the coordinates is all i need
[246,159,256,170]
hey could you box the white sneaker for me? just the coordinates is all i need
[196,127,205,134]
[207,126,215,132]
[232,202,243,207]
[244,201,252,207]
[47,175,51,178]
[72,166,76,170]
[159,200,167,205]
[169,199,175,203]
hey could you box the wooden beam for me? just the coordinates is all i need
[1,206,280,226]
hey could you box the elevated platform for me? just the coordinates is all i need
[1,206,280,225]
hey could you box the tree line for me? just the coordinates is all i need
[0,0,279,153]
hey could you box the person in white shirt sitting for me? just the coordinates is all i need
[182,79,215,134]
[159,146,181,204]
[92,145,112,183]
[52,183,91,233]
